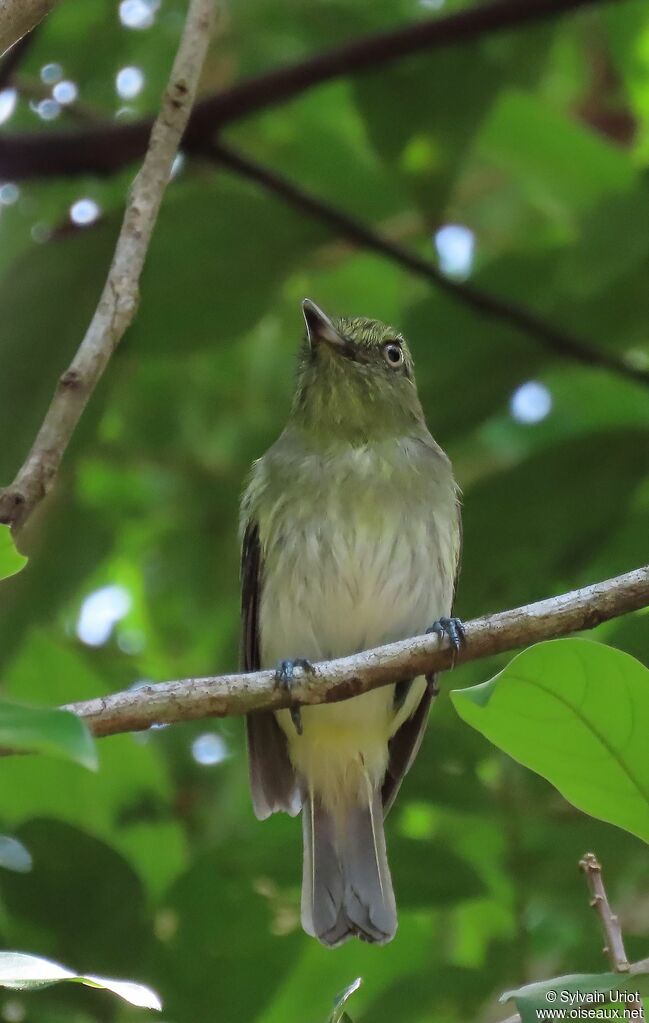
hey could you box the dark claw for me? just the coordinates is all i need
[426,617,466,680]
[427,616,466,652]
[275,658,314,735]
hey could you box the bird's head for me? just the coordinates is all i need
[291,299,425,443]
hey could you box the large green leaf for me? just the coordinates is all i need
[0,951,161,1010]
[0,700,96,770]
[0,525,27,582]
[451,640,649,843]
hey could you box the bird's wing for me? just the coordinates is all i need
[382,508,463,816]
[381,684,435,815]
[241,519,300,819]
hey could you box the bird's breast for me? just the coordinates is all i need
[258,444,457,666]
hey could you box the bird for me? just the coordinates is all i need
[240,298,462,947]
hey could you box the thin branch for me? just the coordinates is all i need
[205,141,649,388]
[0,0,217,531]
[0,0,614,180]
[580,853,645,1020]
[0,0,57,58]
[61,565,649,740]
[580,852,631,971]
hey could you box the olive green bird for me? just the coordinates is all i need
[240,300,462,947]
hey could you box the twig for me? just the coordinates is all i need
[0,0,217,531]
[55,564,649,741]
[580,853,630,971]
[580,853,645,1020]
[0,0,614,180]
[205,141,649,388]
[0,0,57,58]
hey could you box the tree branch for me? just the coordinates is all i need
[0,0,218,531]
[62,565,649,740]
[0,26,37,89]
[0,0,613,180]
[0,0,57,58]
[580,852,645,1020]
[205,140,649,388]
[580,852,631,972]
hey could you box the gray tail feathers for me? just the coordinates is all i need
[301,790,397,947]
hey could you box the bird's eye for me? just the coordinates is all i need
[383,342,404,368]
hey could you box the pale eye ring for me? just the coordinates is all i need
[383,342,404,368]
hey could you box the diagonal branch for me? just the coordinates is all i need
[0,0,218,531]
[0,0,57,58]
[0,0,613,180]
[206,141,649,388]
[62,564,649,740]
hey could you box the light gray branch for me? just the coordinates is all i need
[0,0,217,530]
[65,564,649,739]
[0,0,57,57]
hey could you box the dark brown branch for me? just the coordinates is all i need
[62,564,649,740]
[0,0,615,180]
[205,140,649,388]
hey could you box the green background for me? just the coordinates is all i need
[0,0,648,1020]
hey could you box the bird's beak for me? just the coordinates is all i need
[302,298,345,350]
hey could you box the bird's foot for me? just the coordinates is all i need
[275,658,315,735]
[425,616,466,683]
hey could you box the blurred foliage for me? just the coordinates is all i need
[0,0,648,1021]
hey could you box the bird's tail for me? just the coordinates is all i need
[301,787,397,947]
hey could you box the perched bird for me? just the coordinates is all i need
[240,299,462,947]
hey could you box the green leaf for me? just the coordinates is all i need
[330,978,362,1023]
[451,640,649,843]
[501,970,649,1023]
[0,525,27,582]
[0,951,161,1011]
[0,700,97,770]
[0,835,32,873]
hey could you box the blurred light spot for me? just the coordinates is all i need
[170,151,185,179]
[625,348,649,370]
[510,381,552,424]
[30,221,51,244]
[191,732,228,766]
[52,79,78,104]
[116,66,145,99]
[2,1000,25,1023]
[117,628,146,654]
[154,908,178,942]
[0,183,19,206]
[115,105,136,120]
[36,98,61,121]
[40,62,63,84]
[119,0,157,29]
[419,0,446,7]
[434,224,475,279]
[0,88,17,125]
[77,585,132,646]
[70,197,101,226]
